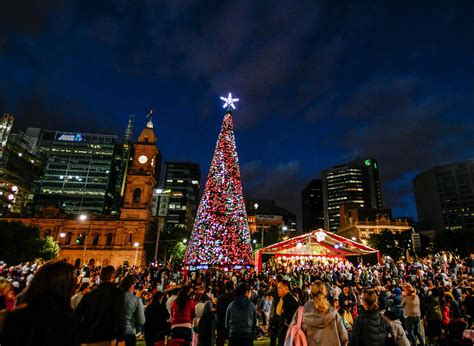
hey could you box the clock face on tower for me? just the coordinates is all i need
[138,155,148,164]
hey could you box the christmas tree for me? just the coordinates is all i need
[183,94,253,267]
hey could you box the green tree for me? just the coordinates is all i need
[368,229,411,261]
[0,221,59,263]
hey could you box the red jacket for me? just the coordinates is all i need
[171,299,196,326]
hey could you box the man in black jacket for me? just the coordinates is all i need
[76,266,126,345]
[215,280,235,346]
[276,280,299,346]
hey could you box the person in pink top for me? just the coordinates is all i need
[170,286,196,345]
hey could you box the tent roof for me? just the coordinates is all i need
[258,229,377,257]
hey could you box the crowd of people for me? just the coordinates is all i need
[0,253,472,346]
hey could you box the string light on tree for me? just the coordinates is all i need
[183,93,252,267]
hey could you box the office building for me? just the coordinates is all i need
[246,199,297,238]
[32,129,119,214]
[322,157,382,232]
[0,115,45,214]
[1,119,161,267]
[414,160,474,233]
[302,179,324,233]
[163,162,201,231]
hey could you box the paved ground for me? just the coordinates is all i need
[137,338,271,346]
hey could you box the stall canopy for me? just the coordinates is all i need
[254,228,379,273]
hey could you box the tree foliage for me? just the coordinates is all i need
[0,221,59,264]
[368,229,411,261]
[434,229,474,257]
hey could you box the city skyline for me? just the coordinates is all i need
[1,2,473,221]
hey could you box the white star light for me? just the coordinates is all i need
[220,92,239,110]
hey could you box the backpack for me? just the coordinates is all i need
[426,297,442,321]
[284,306,307,346]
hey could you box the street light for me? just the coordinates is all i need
[79,214,89,266]
[182,238,188,244]
[253,203,264,247]
[134,242,140,266]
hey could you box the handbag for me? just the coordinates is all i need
[284,306,307,346]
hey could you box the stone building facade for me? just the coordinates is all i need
[2,121,160,267]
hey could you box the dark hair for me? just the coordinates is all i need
[200,293,210,302]
[24,260,75,313]
[175,286,190,312]
[100,265,115,282]
[78,282,90,292]
[279,280,291,290]
[235,283,249,297]
[225,280,234,292]
[119,275,134,291]
[152,291,164,304]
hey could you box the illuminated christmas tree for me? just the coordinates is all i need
[183,94,253,267]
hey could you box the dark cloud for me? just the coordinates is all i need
[241,160,308,226]
[337,75,474,215]
[0,1,473,224]
[0,0,64,38]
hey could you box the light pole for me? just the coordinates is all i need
[79,214,89,267]
[134,242,139,267]
[253,203,263,247]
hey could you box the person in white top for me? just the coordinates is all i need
[71,282,90,309]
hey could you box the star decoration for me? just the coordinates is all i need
[220,92,239,110]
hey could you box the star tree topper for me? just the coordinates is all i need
[220,92,239,110]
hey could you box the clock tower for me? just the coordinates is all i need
[120,117,159,220]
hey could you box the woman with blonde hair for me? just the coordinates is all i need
[401,284,424,346]
[288,280,348,346]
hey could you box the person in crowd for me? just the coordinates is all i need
[75,265,125,345]
[170,285,195,344]
[401,284,424,346]
[385,310,410,346]
[276,280,300,346]
[0,260,80,346]
[349,290,395,346]
[339,285,357,312]
[258,293,273,331]
[289,280,348,346]
[198,301,215,346]
[166,286,180,320]
[119,275,146,346]
[216,280,235,346]
[71,282,90,309]
[144,291,170,346]
[225,282,257,346]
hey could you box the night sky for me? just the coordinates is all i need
[1,1,473,225]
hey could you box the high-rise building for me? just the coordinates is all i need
[302,179,324,233]
[163,162,200,231]
[414,160,474,234]
[32,129,119,214]
[0,116,45,214]
[111,115,135,214]
[322,157,382,232]
[1,118,161,267]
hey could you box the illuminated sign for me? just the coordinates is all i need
[57,133,84,142]
[364,159,372,166]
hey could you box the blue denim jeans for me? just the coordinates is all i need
[405,316,424,346]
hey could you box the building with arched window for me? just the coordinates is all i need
[0,119,160,267]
